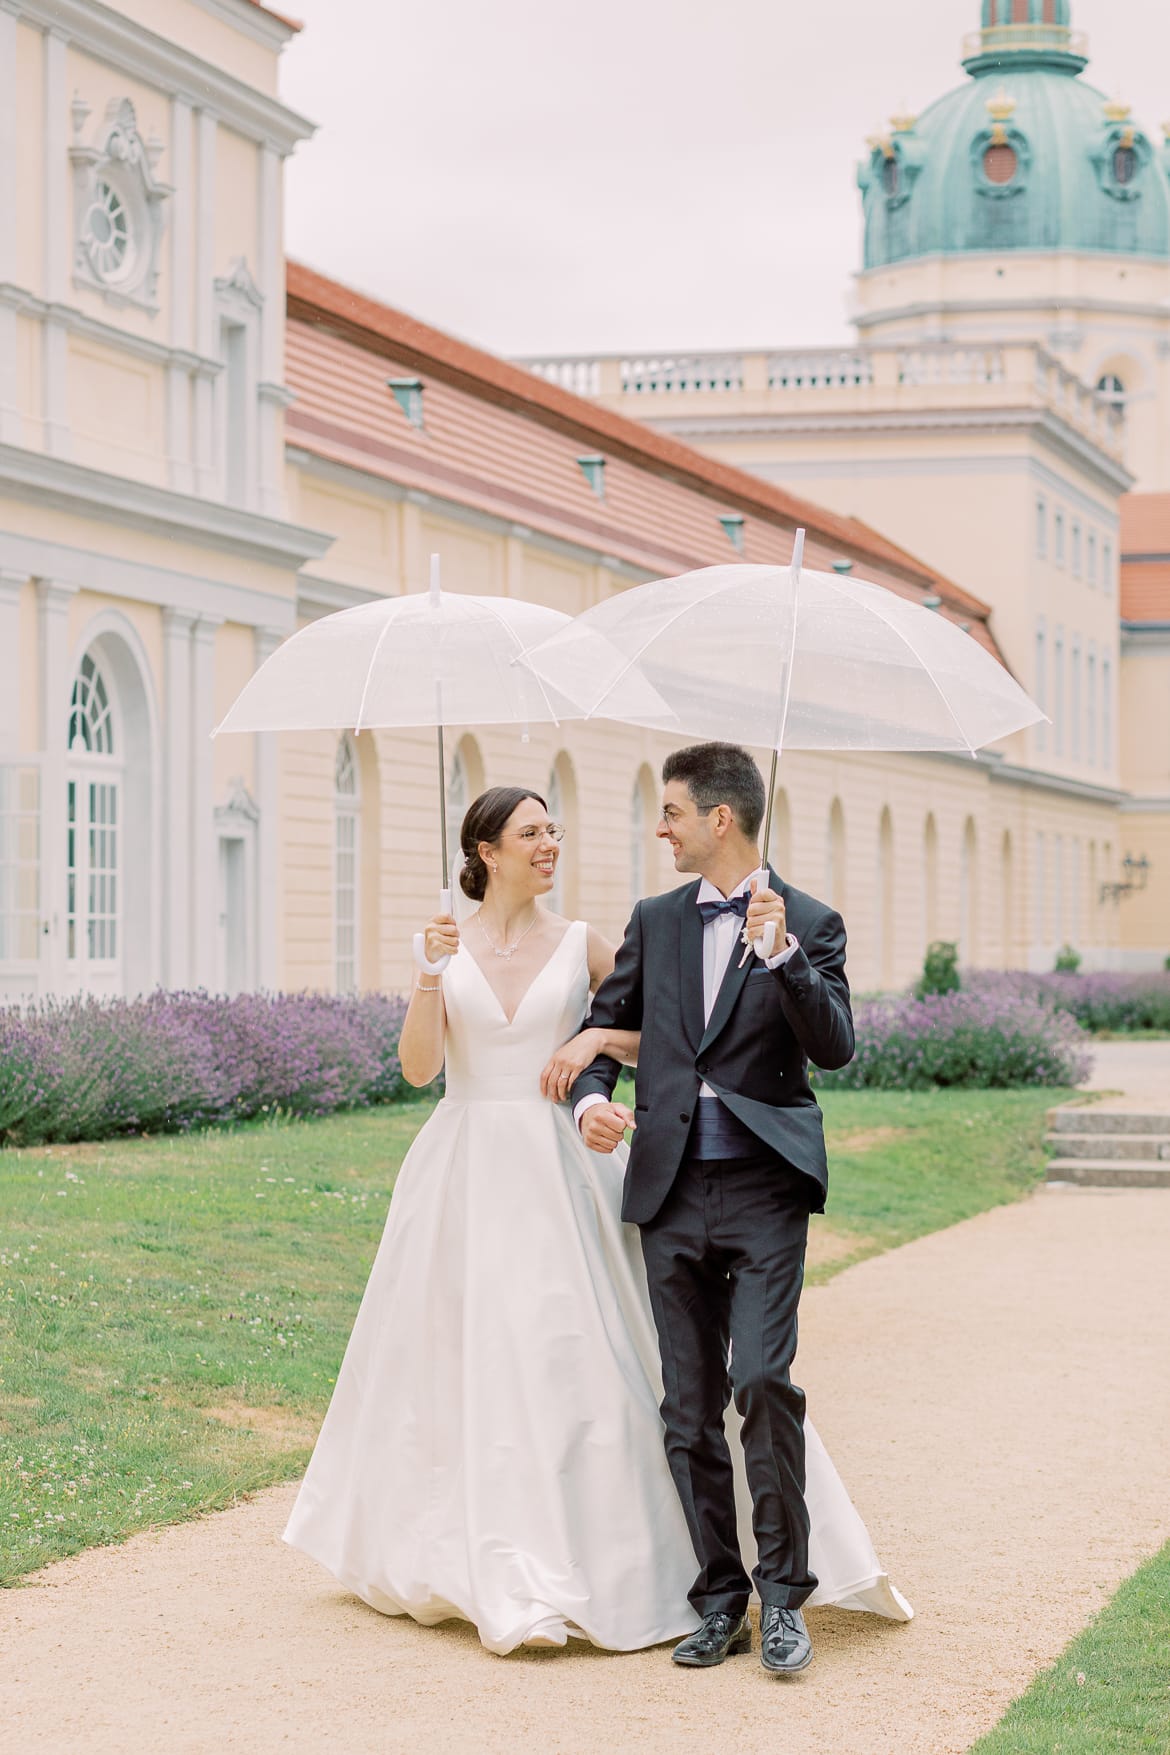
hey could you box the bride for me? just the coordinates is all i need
[284,786,911,1655]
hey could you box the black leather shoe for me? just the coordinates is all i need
[760,1605,813,1675]
[672,1611,752,1667]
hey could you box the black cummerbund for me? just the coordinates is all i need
[689,1094,760,1160]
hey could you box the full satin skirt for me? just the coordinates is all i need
[284,1092,912,1653]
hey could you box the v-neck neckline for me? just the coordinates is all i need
[462,920,577,1026]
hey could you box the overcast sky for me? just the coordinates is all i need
[280,0,1170,358]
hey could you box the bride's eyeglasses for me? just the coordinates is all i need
[506,822,565,844]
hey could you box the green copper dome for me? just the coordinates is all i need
[859,2,1170,269]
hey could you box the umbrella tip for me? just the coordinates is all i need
[792,528,806,574]
[429,552,441,603]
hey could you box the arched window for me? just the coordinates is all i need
[630,763,657,908]
[877,807,895,988]
[826,798,846,914]
[67,651,121,977]
[1096,373,1125,406]
[446,745,468,894]
[768,786,792,879]
[334,735,360,993]
[546,752,579,917]
[923,812,939,950]
[959,817,978,965]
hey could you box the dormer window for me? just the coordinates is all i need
[881,156,901,198]
[1113,145,1137,185]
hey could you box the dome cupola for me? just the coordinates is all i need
[858,2,1170,270]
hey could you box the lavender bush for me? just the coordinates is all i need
[817,988,1093,1091]
[0,990,411,1148]
[964,970,1170,1035]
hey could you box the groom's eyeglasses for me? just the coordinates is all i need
[507,822,565,844]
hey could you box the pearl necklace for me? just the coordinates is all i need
[477,910,539,960]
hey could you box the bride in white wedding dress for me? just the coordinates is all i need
[284,787,911,1655]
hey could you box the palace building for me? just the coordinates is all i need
[0,0,1164,1009]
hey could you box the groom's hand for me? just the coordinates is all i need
[746,878,786,948]
[581,1102,636,1154]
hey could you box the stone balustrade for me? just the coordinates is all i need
[519,337,1126,461]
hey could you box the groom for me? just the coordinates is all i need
[572,742,855,1676]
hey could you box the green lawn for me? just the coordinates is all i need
[0,1086,1067,1585]
[969,1540,1170,1754]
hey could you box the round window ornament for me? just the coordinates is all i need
[983,143,1019,186]
[83,179,132,282]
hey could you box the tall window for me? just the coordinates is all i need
[827,798,846,914]
[67,651,120,974]
[959,817,977,966]
[1070,638,1081,762]
[923,812,939,951]
[334,735,360,992]
[1102,540,1113,595]
[630,777,645,909]
[877,807,894,988]
[0,766,39,964]
[1102,658,1112,768]
[1034,832,1046,947]
[1086,647,1097,765]
[1070,522,1082,578]
[1053,835,1065,946]
[1053,510,1065,566]
[1035,497,1047,558]
[446,745,468,896]
[1087,531,1097,587]
[1053,628,1065,756]
[1034,618,1047,751]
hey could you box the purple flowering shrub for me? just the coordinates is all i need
[0,989,411,1147]
[963,970,1170,1035]
[817,987,1093,1090]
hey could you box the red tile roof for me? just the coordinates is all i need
[241,0,301,31]
[1120,494,1170,623]
[284,260,1006,662]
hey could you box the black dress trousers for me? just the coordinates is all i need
[638,1148,817,1618]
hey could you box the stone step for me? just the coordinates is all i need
[1044,1133,1170,1162]
[1047,1108,1170,1135]
[1046,1159,1170,1189]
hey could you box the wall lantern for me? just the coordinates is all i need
[1099,852,1151,904]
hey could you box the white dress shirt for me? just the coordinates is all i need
[575,874,798,1127]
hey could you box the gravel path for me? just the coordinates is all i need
[5,1174,1170,1755]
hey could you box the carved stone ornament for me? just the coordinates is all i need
[70,96,172,310]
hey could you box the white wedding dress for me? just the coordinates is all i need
[284,920,912,1653]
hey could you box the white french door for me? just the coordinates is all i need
[66,765,122,994]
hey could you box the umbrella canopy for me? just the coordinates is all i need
[214,567,603,952]
[519,548,1044,757]
[214,586,580,738]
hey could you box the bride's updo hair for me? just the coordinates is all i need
[459,787,549,901]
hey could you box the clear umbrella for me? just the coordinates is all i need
[214,557,611,970]
[520,531,1045,952]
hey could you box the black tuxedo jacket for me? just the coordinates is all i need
[571,870,854,1223]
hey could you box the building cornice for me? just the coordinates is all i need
[854,286,1170,331]
[1118,795,1170,814]
[0,284,222,376]
[189,0,300,50]
[0,442,332,570]
[1121,622,1170,655]
[9,0,314,152]
[984,755,1128,806]
[651,407,1134,497]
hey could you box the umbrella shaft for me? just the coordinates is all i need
[760,745,779,871]
[436,722,449,892]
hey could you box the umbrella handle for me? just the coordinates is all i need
[742,868,778,962]
[412,888,455,975]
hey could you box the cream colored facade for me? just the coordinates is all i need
[0,0,1157,1012]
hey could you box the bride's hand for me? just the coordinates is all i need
[422,914,460,963]
[539,1027,605,1102]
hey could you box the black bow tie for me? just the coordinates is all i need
[697,894,750,926]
